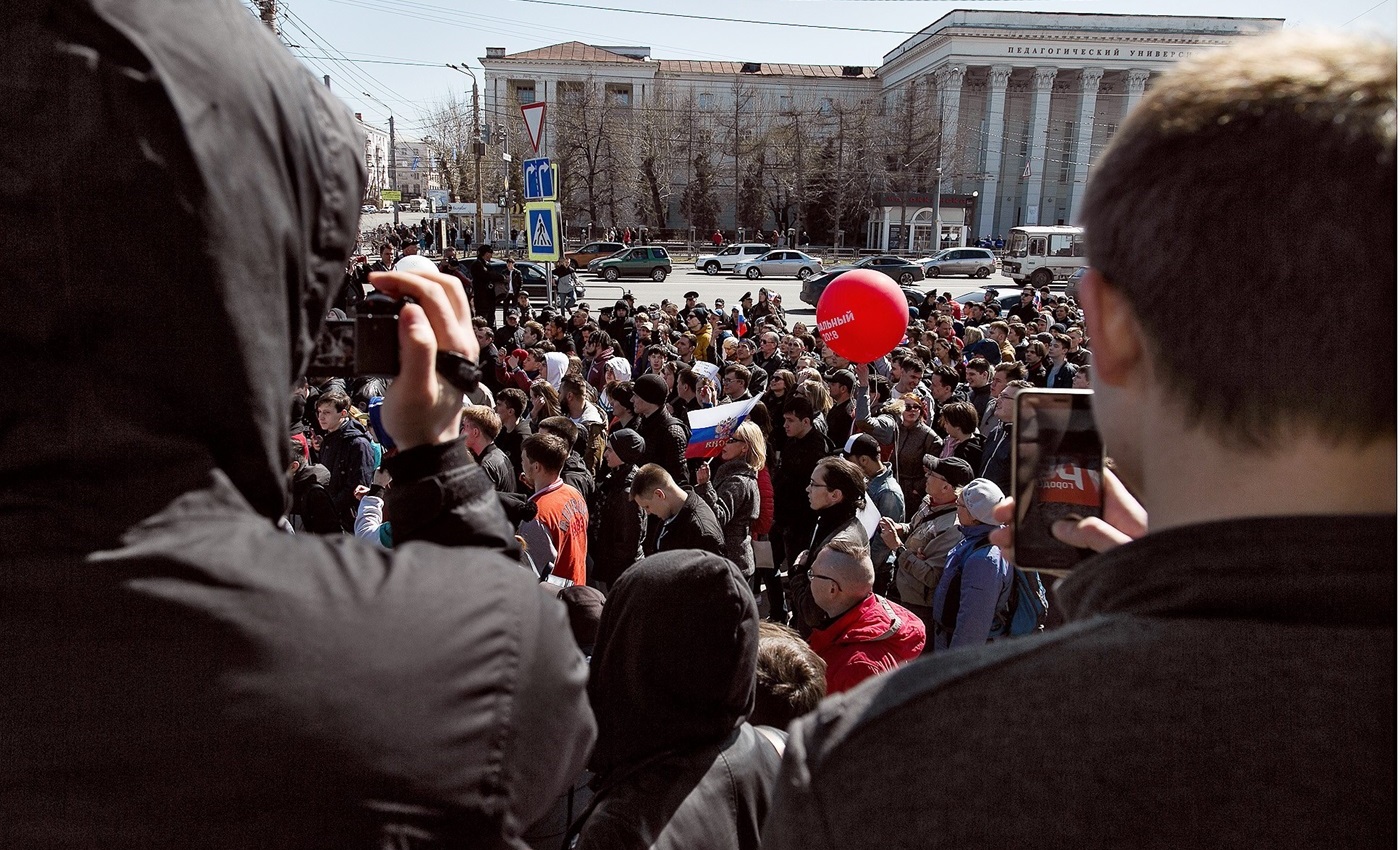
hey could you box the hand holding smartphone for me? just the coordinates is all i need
[1011,389,1105,575]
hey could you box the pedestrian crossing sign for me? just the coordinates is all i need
[526,202,560,262]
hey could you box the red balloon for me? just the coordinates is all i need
[816,269,910,363]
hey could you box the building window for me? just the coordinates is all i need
[819,98,834,115]
[606,84,632,106]
[779,95,793,112]
[1059,121,1074,183]
[514,82,536,104]
[559,81,584,105]
[698,92,714,110]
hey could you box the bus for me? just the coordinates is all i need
[1000,225,1086,287]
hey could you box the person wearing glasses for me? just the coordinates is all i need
[786,456,869,635]
[805,535,925,694]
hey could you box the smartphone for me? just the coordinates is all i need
[1011,388,1104,575]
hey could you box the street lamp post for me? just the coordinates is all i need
[934,165,944,253]
[362,92,397,226]
[447,64,487,250]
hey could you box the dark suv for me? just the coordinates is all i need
[593,246,672,281]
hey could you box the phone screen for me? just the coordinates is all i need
[1012,389,1104,574]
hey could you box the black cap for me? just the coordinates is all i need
[607,428,647,465]
[826,369,856,391]
[921,455,975,488]
[740,291,753,302]
[684,290,700,299]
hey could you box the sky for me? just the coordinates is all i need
[260,0,1398,137]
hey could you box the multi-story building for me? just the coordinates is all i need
[481,10,1281,248]
[392,141,441,201]
[356,114,390,205]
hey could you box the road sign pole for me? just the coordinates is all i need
[546,264,554,309]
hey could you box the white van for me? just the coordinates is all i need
[1001,226,1086,287]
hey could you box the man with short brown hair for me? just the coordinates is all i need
[461,405,515,493]
[764,32,1395,849]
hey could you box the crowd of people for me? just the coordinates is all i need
[7,6,1392,849]
[314,249,1090,651]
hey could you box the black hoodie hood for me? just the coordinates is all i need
[4,0,363,553]
[587,549,758,779]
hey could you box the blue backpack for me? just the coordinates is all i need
[999,565,1050,637]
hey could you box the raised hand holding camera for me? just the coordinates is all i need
[367,268,479,451]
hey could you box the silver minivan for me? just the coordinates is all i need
[922,247,998,279]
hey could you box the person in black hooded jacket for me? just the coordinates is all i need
[590,429,647,589]
[1,4,594,847]
[570,550,783,850]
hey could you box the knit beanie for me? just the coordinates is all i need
[634,374,668,406]
[607,428,647,466]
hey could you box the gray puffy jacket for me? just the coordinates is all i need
[697,459,761,576]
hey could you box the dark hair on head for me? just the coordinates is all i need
[747,401,772,436]
[591,329,613,350]
[994,360,1027,381]
[288,438,307,465]
[677,368,699,391]
[966,357,992,376]
[316,391,351,413]
[723,363,751,384]
[610,381,635,413]
[814,456,868,510]
[522,432,569,473]
[940,400,980,435]
[1026,340,1048,362]
[784,394,815,423]
[930,365,960,391]
[752,621,826,728]
[498,387,529,418]
[538,415,579,448]
[554,336,576,355]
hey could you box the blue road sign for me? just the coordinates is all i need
[523,157,555,201]
[526,203,560,261]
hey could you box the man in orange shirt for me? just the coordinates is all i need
[519,433,589,586]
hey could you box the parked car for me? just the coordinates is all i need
[799,255,925,306]
[594,246,672,281]
[733,250,824,280]
[952,286,1025,313]
[486,259,555,303]
[1065,266,1087,302]
[922,247,998,279]
[566,241,626,270]
[694,243,771,275]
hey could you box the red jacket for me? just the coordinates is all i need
[752,466,774,537]
[808,594,925,694]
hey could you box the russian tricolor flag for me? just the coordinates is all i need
[735,309,748,338]
[685,396,763,459]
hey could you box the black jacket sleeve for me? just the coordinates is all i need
[384,440,520,557]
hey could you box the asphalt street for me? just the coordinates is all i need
[358,211,1020,318]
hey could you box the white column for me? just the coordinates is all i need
[935,65,965,168]
[1068,67,1104,223]
[1023,67,1057,226]
[1124,69,1150,117]
[977,64,1012,239]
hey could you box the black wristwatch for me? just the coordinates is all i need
[435,350,481,395]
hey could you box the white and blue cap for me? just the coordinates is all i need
[959,478,1004,525]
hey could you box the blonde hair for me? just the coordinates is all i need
[733,419,767,471]
[798,379,832,414]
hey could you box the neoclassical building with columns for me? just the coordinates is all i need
[481,9,1282,248]
[873,10,1281,248]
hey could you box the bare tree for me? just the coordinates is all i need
[418,92,475,202]
[554,76,623,228]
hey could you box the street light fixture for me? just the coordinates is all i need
[361,91,398,226]
[446,63,486,248]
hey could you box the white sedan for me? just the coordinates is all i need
[733,250,824,280]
